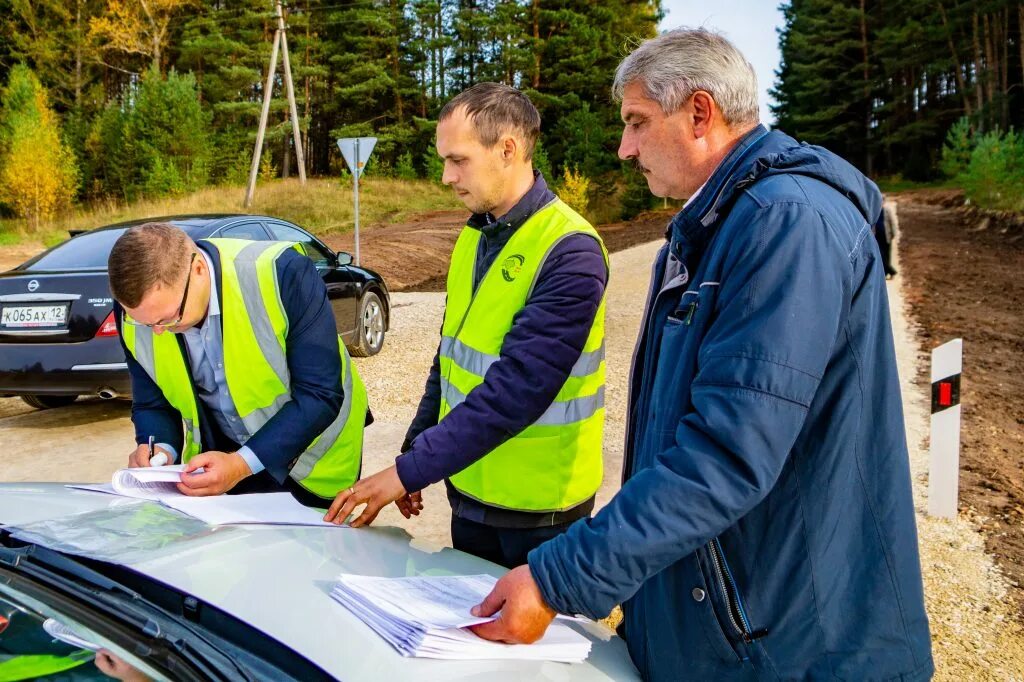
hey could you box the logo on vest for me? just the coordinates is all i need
[501,254,525,282]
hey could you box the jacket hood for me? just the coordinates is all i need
[740,130,881,225]
[672,126,882,247]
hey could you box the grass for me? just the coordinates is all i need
[0,177,463,246]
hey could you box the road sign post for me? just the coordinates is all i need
[928,338,963,519]
[337,137,377,266]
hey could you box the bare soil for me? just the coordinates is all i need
[895,189,1024,618]
[322,209,674,291]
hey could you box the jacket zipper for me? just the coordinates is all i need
[707,538,767,644]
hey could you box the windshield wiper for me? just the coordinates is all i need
[0,542,252,681]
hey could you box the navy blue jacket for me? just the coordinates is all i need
[117,242,347,485]
[396,173,608,526]
[529,127,933,680]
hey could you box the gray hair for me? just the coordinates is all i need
[613,28,759,126]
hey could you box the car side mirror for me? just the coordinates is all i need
[336,251,353,266]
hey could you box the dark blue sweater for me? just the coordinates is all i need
[395,173,608,527]
[117,242,347,485]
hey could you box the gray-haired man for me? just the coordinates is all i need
[469,28,933,682]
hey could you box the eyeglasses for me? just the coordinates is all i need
[124,252,197,329]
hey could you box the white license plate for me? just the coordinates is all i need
[1,304,68,328]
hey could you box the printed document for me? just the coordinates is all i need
[67,467,339,528]
[330,573,592,662]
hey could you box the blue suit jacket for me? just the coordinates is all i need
[115,241,348,485]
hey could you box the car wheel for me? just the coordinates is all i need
[350,291,385,357]
[21,395,78,410]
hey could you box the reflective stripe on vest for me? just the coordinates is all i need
[439,198,608,512]
[122,239,365,498]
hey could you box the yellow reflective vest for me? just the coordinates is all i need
[439,199,608,512]
[122,239,366,498]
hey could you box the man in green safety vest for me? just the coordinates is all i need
[108,223,368,506]
[326,83,609,568]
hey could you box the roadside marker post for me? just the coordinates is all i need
[928,338,963,519]
[337,137,377,266]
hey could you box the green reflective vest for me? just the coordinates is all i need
[0,653,89,681]
[122,239,366,498]
[439,199,608,512]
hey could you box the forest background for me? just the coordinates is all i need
[0,0,1021,237]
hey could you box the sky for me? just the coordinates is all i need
[659,1,786,125]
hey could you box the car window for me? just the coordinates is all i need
[218,222,270,240]
[19,228,127,270]
[267,223,334,267]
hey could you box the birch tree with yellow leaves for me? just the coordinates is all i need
[0,65,79,228]
[89,0,194,72]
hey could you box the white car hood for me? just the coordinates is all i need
[0,484,638,681]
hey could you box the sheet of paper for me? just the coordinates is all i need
[110,464,188,501]
[43,618,102,652]
[161,492,340,527]
[330,573,592,662]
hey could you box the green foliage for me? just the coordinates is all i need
[423,150,444,184]
[87,67,211,201]
[619,163,656,219]
[960,130,1024,213]
[556,164,590,215]
[0,65,79,227]
[259,148,276,181]
[0,0,666,224]
[395,152,418,180]
[940,117,974,179]
[773,0,1024,182]
[531,140,553,183]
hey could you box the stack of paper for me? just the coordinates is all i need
[67,467,338,528]
[330,573,591,662]
[70,465,188,502]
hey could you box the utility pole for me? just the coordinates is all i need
[245,0,306,208]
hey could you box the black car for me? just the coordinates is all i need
[0,214,390,409]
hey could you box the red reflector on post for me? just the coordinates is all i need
[938,382,952,407]
[96,311,118,338]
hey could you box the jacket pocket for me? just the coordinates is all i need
[706,538,769,646]
[688,552,745,663]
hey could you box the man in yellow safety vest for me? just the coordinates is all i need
[325,83,609,568]
[109,222,367,505]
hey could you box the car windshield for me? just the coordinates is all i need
[0,586,159,681]
[0,538,328,682]
[18,229,128,271]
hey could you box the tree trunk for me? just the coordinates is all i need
[532,0,541,88]
[972,11,985,130]
[283,127,291,179]
[1019,5,1024,121]
[937,2,973,118]
[1000,7,1010,129]
[75,0,82,108]
[391,1,404,122]
[859,0,873,176]
[983,12,996,122]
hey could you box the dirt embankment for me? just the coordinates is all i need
[323,209,674,291]
[895,189,1024,619]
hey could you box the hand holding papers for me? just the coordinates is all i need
[69,465,191,502]
[68,467,340,528]
[330,573,591,662]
